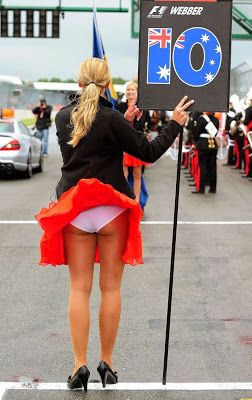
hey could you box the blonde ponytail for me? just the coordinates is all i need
[68,58,111,147]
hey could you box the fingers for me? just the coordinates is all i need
[181,99,195,111]
[176,96,195,111]
[176,95,188,109]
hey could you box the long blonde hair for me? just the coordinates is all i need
[68,58,111,147]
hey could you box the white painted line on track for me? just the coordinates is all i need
[0,221,36,224]
[0,381,252,397]
[1,221,252,225]
[0,387,5,400]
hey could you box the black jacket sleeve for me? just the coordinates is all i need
[55,109,73,164]
[32,106,40,115]
[112,110,181,163]
[44,105,52,118]
[194,116,207,141]
[244,106,252,126]
[134,110,150,132]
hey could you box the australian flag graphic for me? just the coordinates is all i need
[147,28,172,84]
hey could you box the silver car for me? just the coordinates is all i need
[0,118,43,178]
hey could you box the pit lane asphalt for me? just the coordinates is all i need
[0,126,251,400]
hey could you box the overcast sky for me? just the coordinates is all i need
[1,0,252,82]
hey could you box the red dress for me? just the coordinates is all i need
[35,178,144,267]
[123,152,149,167]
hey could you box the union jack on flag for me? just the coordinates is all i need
[148,28,171,48]
[147,28,172,84]
[174,34,185,49]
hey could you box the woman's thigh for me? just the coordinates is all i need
[98,210,129,291]
[63,224,97,292]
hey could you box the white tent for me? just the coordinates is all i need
[0,75,22,85]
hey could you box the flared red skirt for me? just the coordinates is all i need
[35,178,144,267]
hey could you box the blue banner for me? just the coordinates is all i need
[93,12,117,107]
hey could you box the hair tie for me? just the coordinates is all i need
[89,81,96,85]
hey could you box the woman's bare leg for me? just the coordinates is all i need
[63,224,97,376]
[97,210,129,368]
[133,166,142,203]
[123,165,129,180]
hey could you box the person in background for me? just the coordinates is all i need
[243,90,252,176]
[116,81,150,204]
[230,112,245,170]
[149,110,161,134]
[32,98,52,156]
[192,112,219,194]
[224,101,236,166]
[244,90,252,128]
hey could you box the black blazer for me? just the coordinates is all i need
[55,96,181,199]
[194,114,219,151]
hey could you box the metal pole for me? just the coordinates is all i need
[162,127,183,386]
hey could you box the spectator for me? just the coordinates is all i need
[192,112,219,194]
[32,98,52,156]
[116,81,151,205]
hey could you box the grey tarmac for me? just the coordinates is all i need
[0,126,251,400]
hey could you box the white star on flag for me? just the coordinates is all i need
[215,45,221,54]
[201,33,210,43]
[205,72,214,82]
[157,64,170,81]
[209,59,215,66]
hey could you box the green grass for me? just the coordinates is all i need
[21,118,36,127]
[21,117,55,127]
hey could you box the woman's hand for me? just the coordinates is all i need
[124,105,143,123]
[171,96,194,126]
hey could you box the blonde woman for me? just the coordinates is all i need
[36,57,193,391]
[117,81,151,203]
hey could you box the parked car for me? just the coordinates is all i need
[0,111,43,178]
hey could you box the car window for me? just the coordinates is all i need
[18,122,32,136]
[0,121,15,133]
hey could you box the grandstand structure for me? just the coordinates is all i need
[131,0,252,40]
[0,75,125,109]
[0,1,251,40]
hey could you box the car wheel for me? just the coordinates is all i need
[22,151,32,179]
[35,151,44,173]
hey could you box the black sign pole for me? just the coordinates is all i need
[162,126,183,385]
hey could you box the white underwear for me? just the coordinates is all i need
[70,205,127,233]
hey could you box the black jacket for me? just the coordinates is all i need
[32,105,52,130]
[194,114,219,151]
[244,106,252,127]
[55,96,181,199]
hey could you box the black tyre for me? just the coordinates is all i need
[22,151,32,179]
[34,151,44,173]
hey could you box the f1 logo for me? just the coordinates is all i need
[147,5,168,18]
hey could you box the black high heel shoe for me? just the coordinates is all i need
[67,365,90,391]
[97,361,118,388]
